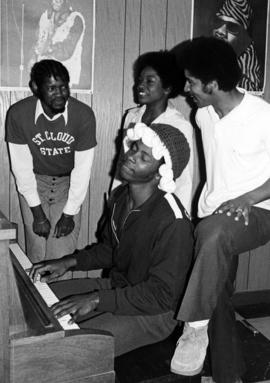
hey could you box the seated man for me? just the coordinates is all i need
[30,122,194,356]
[170,36,270,383]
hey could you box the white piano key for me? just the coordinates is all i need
[34,279,79,330]
[10,243,32,269]
[9,243,79,330]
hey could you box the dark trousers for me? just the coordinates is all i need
[208,256,245,383]
[177,206,270,383]
[51,278,177,357]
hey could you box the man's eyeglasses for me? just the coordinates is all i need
[212,16,242,36]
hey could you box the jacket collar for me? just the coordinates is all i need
[113,185,165,213]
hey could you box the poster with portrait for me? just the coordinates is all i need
[191,0,269,94]
[0,0,95,92]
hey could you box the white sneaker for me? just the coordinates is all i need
[170,323,209,376]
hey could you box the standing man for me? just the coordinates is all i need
[212,0,262,92]
[170,37,270,383]
[6,59,96,263]
[29,0,85,86]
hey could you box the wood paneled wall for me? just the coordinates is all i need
[0,0,270,291]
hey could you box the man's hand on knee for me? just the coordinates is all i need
[213,195,252,226]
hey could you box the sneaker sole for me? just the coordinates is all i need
[170,364,203,376]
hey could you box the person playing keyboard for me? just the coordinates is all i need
[30,122,194,356]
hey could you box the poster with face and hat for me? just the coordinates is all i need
[0,0,95,92]
[191,0,269,94]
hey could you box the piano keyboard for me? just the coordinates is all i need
[9,243,79,330]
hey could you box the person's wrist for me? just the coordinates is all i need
[62,254,77,270]
[246,193,256,207]
[31,205,46,221]
[90,292,100,310]
[62,213,74,219]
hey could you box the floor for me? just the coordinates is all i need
[236,302,270,383]
[115,301,270,383]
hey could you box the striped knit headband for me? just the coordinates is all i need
[217,0,253,29]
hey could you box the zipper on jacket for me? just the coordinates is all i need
[111,203,140,244]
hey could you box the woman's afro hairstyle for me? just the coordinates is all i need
[133,50,184,99]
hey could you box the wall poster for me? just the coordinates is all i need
[0,0,96,92]
[191,0,269,94]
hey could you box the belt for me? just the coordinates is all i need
[35,173,71,177]
[52,173,71,177]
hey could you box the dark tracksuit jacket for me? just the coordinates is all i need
[74,185,194,316]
